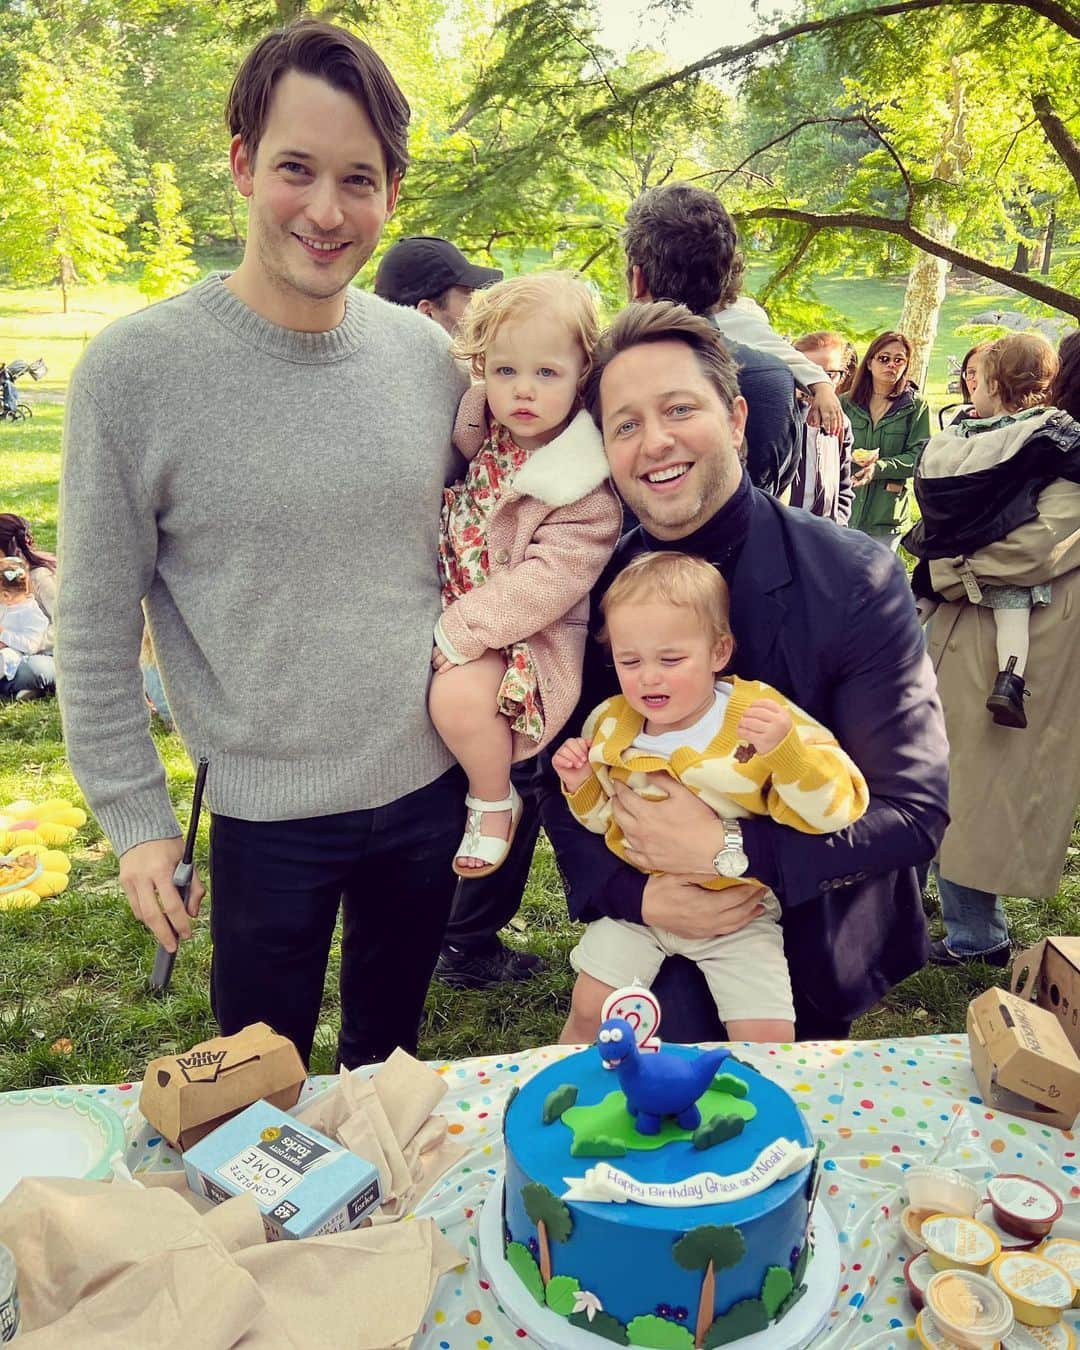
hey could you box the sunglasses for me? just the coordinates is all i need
[874,354,908,367]
[824,368,847,381]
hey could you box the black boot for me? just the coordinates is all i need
[986,656,1027,728]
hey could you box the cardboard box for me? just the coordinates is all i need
[1011,937,1080,1057]
[183,1099,382,1240]
[140,1023,306,1151]
[967,986,1080,1131]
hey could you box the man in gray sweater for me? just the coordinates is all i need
[57,19,468,1068]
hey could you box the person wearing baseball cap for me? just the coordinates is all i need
[375,236,502,335]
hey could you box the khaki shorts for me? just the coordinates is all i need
[570,899,794,1024]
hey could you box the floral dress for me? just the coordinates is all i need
[438,419,545,744]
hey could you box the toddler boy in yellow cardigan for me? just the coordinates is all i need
[553,551,869,1044]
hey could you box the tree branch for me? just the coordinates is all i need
[578,0,1080,129]
[1033,92,1080,196]
[737,205,1080,318]
[757,226,822,306]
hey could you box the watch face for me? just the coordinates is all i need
[714,847,749,879]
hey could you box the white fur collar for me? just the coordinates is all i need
[511,409,610,507]
[919,408,1058,480]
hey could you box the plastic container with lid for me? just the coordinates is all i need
[924,1214,1004,1274]
[904,1205,936,1252]
[907,1251,941,1310]
[908,1165,984,1218]
[917,1309,970,1348]
[992,1252,1075,1326]
[979,1201,1045,1252]
[1037,1239,1080,1307]
[925,1268,1015,1348]
[1003,1321,1076,1349]
[987,1177,1064,1243]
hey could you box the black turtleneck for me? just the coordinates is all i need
[638,469,755,582]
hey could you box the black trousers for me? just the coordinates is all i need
[209,765,465,1069]
[440,760,542,956]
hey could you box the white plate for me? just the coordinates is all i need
[0,1089,126,1201]
[478,1177,841,1350]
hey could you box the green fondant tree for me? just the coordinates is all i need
[673,1225,746,1349]
[522,1182,572,1285]
[626,1314,696,1348]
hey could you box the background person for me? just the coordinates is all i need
[620,183,806,497]
[842,330,930,552]
[0,557,49,700]
[0,513,55,700]
[540,301,949,1043]
[923,335,1080,967]
[789,331,854,524]
[57,19,469,1070]
[374,235,501,335]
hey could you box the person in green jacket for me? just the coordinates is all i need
[842,330,931,552]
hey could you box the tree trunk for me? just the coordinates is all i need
[1042,208,1056,275]
[899,65,970,388]
[1012,240,1031,273]
[58,255,75,315]
[537,1219,551,1285]
[695,1258,716,1348]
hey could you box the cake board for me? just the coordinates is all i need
[478,1178,842,1350]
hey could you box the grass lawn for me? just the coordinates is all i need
[1,270,1075,1093]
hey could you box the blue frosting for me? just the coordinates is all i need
[504,1045,814,1329]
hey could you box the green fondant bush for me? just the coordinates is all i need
[626,1313,696,1348]
[760,1265,794,1318]
[702,1299,769,1347]
[545,1274,581,1316]
[505,1241,544,1305]
[568,1310,630,1343]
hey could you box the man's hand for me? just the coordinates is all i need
[807,381,844,438]
[552,737,593,793]
[611,776,726,875]
[118,837,205,952]
[735,699,793,755]
[642,873,767,940]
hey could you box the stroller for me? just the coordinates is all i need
[0,357,47,422]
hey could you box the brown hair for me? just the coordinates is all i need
[226,17,410,179]
[582,300,741,427]
[0,556,31,601]
[847,330,914,409]
[451,272,599,387]
[1051,330,1080,421]
[980,333,1058,412]
[622,184,744,315]
[0,514,55,571]
[794,330,855,390]
[599,551,732,651]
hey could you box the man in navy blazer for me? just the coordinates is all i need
[538,302,949,1040]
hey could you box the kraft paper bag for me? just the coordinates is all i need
[234,1222,466,1350]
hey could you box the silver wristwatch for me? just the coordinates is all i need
[712,821,749,878]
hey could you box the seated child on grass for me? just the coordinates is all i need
[552,551,869,1045]
[0,557,49,700]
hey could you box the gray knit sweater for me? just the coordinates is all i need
[57,275,467,855]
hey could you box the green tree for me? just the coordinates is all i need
[521,1182,572,1284]
[138,162,199,302]
[0,44,128,311]
[673,1225,746,1349]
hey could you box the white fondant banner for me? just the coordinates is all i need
[562,1138,815,1206]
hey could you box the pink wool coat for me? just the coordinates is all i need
[435,387,622,761]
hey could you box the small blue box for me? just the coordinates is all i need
[183,1099,381,1240]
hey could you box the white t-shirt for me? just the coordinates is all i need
[629,682,734,758]
[0,596,49,679]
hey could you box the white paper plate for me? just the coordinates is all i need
[478,1177,841,1350]
[0,1089,126,1201]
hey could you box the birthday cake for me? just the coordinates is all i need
[501,998,818,1348]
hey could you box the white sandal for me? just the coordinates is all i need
[452,785,523,879]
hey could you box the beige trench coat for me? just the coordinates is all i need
[926,479,1080,896]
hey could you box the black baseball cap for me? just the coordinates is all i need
[374,236,502,307]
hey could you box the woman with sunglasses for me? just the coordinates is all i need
[841,331,931,551]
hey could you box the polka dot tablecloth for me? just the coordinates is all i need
[61,1035,1080,1348]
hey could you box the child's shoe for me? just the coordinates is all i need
[986,657,1028,728]
[452,785,523,879]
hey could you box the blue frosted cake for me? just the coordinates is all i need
[502,1023,818,1348]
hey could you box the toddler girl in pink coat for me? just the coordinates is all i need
[429,272,622,877]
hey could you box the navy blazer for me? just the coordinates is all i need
[539,487,949,1038]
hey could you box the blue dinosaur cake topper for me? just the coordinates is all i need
[597,1015,733,1136]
